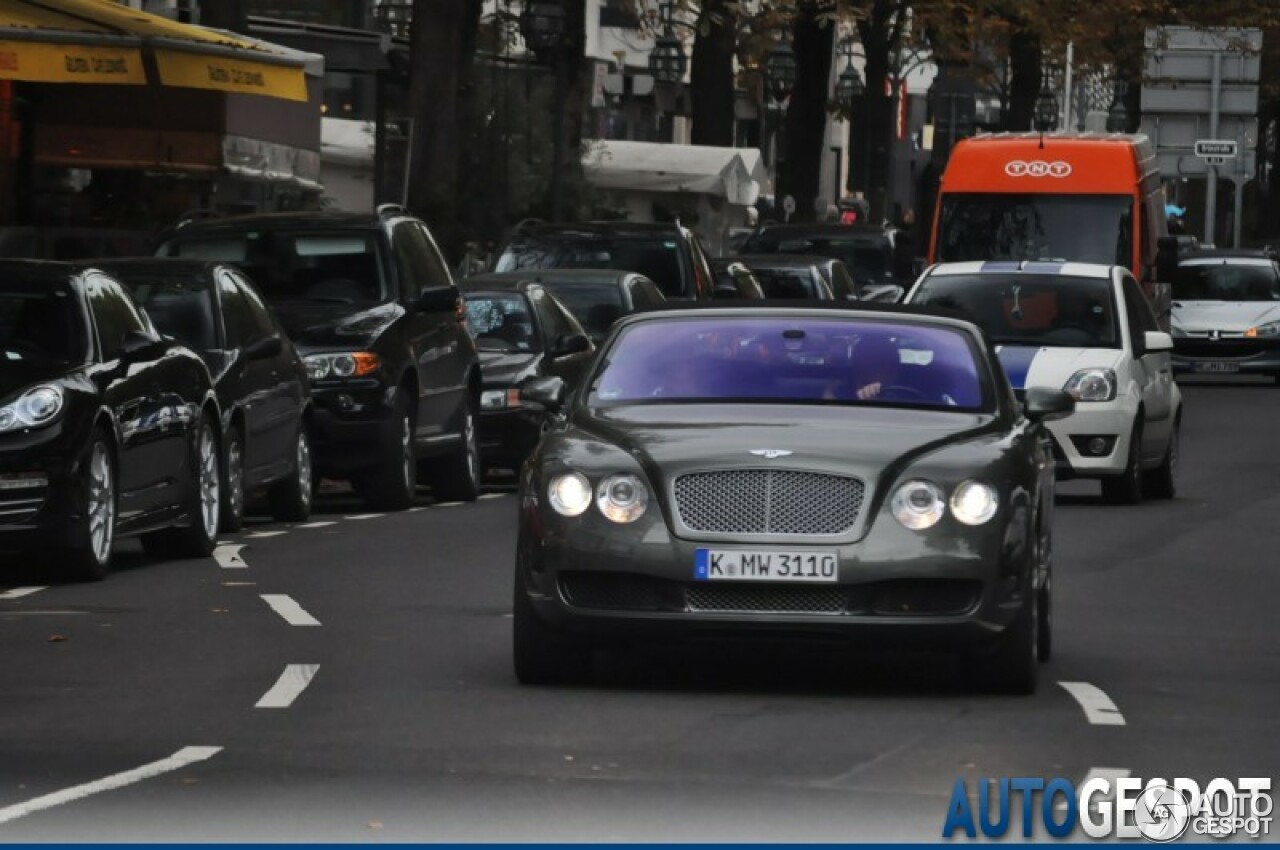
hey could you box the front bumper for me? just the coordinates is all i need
[1043,401,1133,479]
[0,423,85,551]
[1172,338,1280,377]
[517,501,1032,649]
[308,380,398,477]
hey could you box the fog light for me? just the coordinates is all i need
[1088,437,1108,455]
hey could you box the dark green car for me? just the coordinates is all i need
[513,303,1074,694]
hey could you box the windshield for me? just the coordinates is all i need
[911,273,1120,348]
[159,231,389,306]
[752,268,825,299]
[124,275,218,352]
[463,292,540,353]
[0,279,85,364]
[748,234,895,283]
[538,283,623,341]
[938,194,1133,267]
[495,235,689,298]
[590,317,988,411]
[1173,259,1280,301]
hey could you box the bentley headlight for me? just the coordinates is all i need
[1063,368,1116,402]
[1245,320,1280,338]
[950,480,999,526]
[891,479,945,530]
[304,352,380,381]
[548,472,592,517]
[0,385,65,434]
[596,474,649,523]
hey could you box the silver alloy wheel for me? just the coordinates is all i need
[400,413,413,492]
[227,437,244,521]
[87,441,115,565]
[198,423,220,536]
[297,431,313,511]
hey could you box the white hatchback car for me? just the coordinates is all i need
[906,261,1182,503]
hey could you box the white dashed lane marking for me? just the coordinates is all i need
[0,746,222,826]
[0,587,47,600]
[260,594,321,627]
[245,530,288,539]
[344,513,384,520]
[1058,681,1126,726]
[479,493,508,500]
[213,544,248,569]
[255,664,320,709]
[296,521,337,529]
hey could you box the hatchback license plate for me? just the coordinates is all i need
[694,549,838,582]
[1193,360,1240,373]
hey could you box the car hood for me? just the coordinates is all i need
[0,363,79,400]
[562,403,999,488]
[996,345,1122,391]
[269,301,402,350]
[478,350,541,387]
[1171,301,1280,333]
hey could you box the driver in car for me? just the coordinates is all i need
[851,332,904,400]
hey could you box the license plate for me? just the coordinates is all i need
[694,549,838,582]
[1192,360,1240,373]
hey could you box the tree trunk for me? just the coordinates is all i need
[690,0,737,147]
[778,2,835,222]
[1003,29,1041,131]
[849,0,905,223]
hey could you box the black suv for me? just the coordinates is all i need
[739,223,901,291]
[493,221,715,301]
[156,207,481,509]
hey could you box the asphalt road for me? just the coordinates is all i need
[2,377,1277,841]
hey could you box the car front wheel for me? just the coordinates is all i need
[61,433,116,582]
[426,396,481,503]
[142,414,220,559]
[360,390,415,511]
[269,426,313,522]
[1101,419,1143,505]
[982,589,1040,695]
[1143,418,1178,500]
[220,427,245,533]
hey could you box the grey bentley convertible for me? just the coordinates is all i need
[513,303,1074,693]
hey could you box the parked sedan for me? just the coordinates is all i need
[99,259,313,531]
[488,268,667,344]
[461,276,595,472]
[1169,249,1280,381]
[733,255,836,300]
[515,303,1074,693]
[0,261,221,580]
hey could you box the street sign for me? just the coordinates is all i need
[1195,140,1238,158]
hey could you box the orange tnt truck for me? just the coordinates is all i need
[928,132,1175,326]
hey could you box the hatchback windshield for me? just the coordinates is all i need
[911,273,1120,348]
[1173,259,1280,301]
[159,231,388,305]
[124,275,218,352]
[938,194,1133,267]
[591,317,987,410]
[496,235,687,298]
[464,293,540,353]
[0,279,84,363]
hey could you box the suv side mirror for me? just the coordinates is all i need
[552,332,591,357]
[519,375,567,409]
[417,287,460,313]
[1023,387,1075,423]
[244,335,284,360]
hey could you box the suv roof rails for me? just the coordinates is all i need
[376,203,411,217]
[172,209,223,230]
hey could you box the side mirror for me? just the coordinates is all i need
[244,335,284,360]
[417,287,460,313]
[519,375,567,410]
[1023,387,1075,423]
[121,330,160,360]
[552,332,591,357]
[1143,330,1173,353]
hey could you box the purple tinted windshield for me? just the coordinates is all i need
[591,317,988,410]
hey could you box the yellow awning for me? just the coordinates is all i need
[0,0,308,100]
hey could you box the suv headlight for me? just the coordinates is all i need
[304,352,380,381]
[596,474,649,523]
[0,386,65,433]
[1063,368,1116,402]
[950,480,998,525]
[1245,321,1280,338]
[891,479,945,530]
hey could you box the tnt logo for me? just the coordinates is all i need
[1004,160,1072,178]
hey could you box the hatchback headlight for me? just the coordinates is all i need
[950,480,998,525]
[1245,320,1280,338]
[1063,368,1116,402]
[0,386,64,433]
[304,352,380,381]
[548,472,592,517]
[891,479,946,530]
[596,474,649,523]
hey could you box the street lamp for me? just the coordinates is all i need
[835,57,864,111]
[1106,81,1129,133]
[648,33,687,85]
[1034,84,1059,133]
[521,0,569,221]
[766,41,798,104]
[520,1,566,53]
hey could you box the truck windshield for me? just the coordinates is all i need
[938,194,1132,268]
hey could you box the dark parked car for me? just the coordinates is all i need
[493,222,716,301]
[708,258,766,300]
[490,268,667,344]
[0,261,222,580]
[733,255,836,300]
[460,276,596,471]
[155,207,481,509]
[740,223,903,295]
[514,303,1074,693]
[98,259,313,531]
